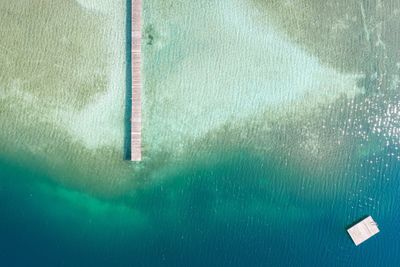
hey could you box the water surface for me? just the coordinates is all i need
[1,0,400,266]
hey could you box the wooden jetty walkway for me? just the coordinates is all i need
[131,0,142,161]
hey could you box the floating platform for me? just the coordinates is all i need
[347,216,379,246]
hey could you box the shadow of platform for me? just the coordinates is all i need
[124,0,132,160]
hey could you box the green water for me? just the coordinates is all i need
[1,0,400,266]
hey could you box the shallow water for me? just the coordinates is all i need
[1,0,400,266]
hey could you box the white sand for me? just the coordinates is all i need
[58,1,126,149]
[74,0,115,14]
[142,0,361,153]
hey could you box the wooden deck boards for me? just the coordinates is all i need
[131,0,142,161]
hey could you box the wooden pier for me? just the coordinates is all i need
[131,0,142,161]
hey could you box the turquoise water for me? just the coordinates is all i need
[1,0,400,266]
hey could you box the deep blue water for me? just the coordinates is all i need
[1,146,400,267]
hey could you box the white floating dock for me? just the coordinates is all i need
[347,216,379,246]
